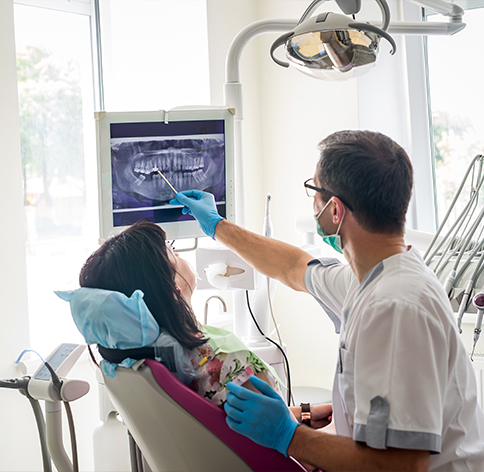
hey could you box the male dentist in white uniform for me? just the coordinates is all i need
[170,130,484,471]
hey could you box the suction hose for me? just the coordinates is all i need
[27,397,53,472]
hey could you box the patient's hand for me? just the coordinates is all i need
[310,403,333,429]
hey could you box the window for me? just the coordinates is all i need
[99,0,210,111]
[97,0,213,323]
[15,0,212,353]
[14,1,100,353]
[426,4,484,224]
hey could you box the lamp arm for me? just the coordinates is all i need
[298,0,330,25]
[225,19,298,84]
[299,0,390,30]
[405,0,464,18]
[375,0,391,31]
[295,0,373,23]
[387,20,465,35]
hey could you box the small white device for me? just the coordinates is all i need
[28,343,88,402]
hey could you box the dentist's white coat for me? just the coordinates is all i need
[306,247,484,471]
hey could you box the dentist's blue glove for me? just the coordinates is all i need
[224,376,299,456]
[169,190,223,239]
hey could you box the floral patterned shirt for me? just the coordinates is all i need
[187,326,278,407]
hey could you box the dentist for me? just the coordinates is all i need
[170,130,484,471]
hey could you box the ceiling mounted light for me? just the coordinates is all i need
[271,0,395,81]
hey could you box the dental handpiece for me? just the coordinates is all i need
[471,292,484,361]
[263,194,273,238]
[155,169,178,195]
[457,279,474,334]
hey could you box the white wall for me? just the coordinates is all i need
[207,0,359,390]
[1,0,372,469]
[357,0,437,232]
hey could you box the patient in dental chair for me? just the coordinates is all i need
[57,221,279,407]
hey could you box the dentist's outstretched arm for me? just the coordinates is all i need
[170,190,312,292]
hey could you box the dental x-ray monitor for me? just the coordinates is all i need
[95,107,235,240]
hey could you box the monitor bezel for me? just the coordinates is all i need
[95,107,235,241]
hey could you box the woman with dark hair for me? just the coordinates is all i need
[79,221,203,351]
[59,221,278,407]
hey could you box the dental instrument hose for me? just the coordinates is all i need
[41,359,80,472]
[266,277,295,406]
[45,362,79,472]
[425,154,484,262]
[245,290,293,406]
[262,193,294,405]
[1,377,53,472]
[64,402,79,472]
[456,243,484,333]
[28,397,53,472]
[442,205,484,297]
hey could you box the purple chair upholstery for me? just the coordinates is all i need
[144,359,305,472]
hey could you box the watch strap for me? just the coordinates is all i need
[300,402,311,426]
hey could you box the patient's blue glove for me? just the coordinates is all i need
[169,190,223,239]
[224,376,299,456]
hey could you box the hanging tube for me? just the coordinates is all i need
[441,206,484,296]
[426,167,484,273]
[424,155,483,261]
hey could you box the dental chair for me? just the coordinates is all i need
[103,358,306,472]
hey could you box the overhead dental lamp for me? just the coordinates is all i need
[268,0,465,81]
[271,0,396,80]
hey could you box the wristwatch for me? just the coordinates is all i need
[300,402,311,427]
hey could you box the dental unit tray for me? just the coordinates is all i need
[95,107,235,241]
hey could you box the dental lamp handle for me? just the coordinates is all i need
[349,22,397,54]
[270,32,294,68]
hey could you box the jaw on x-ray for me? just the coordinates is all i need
[111,137,226,209]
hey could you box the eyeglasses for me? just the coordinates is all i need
[304,178,354,212]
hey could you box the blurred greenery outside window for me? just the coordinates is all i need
[426,5,484,224]
[14,0,211,353]
[14,3,99,353]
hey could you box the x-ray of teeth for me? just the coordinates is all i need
[111,137,226,211]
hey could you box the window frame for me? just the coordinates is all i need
[422,0,484,230]
[13,0,104,351]
[359,0,481,237]
[14,0,104,110]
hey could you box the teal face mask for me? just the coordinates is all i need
[314,199,345,254]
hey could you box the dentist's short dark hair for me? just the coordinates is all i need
[317,130,413,235]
